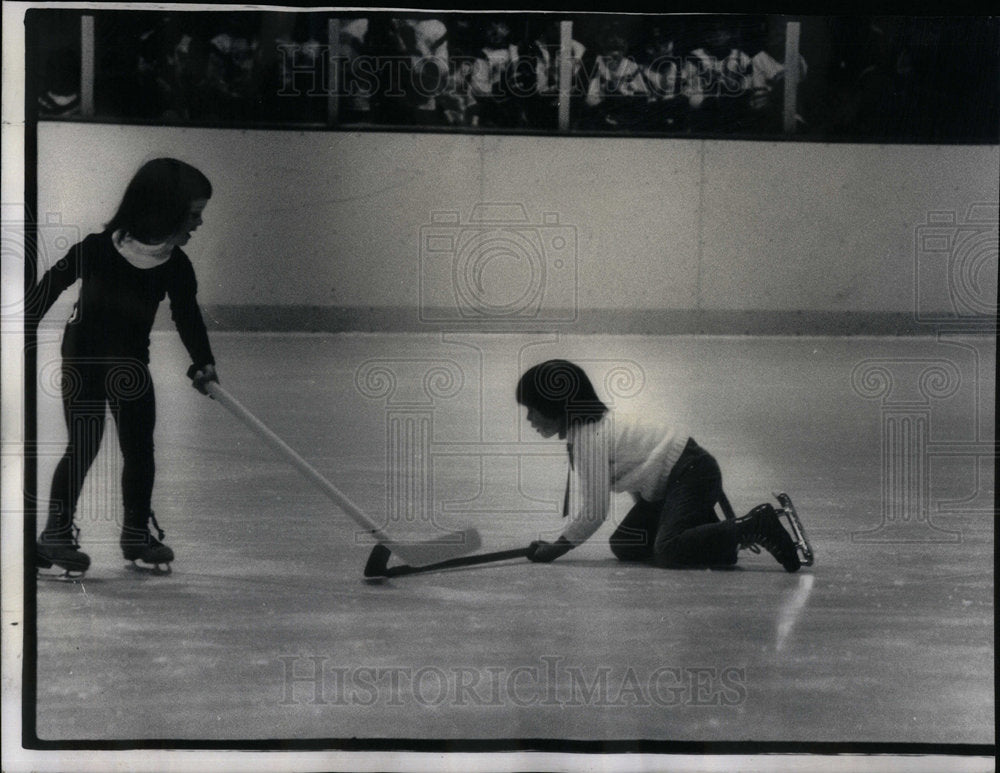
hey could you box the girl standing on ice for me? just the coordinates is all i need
[28,158,220,577]
[516,359,803,571]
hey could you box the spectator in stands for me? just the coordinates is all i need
[335,18,372,122]
[636,24,685,131]
[521,20,587,129]
[266,13,331,123]
[158,31,202,122]
[402,18,451,125]
[469,19,528,128]
[680,21,753,132]
[363,17,449,125]
[199,17,263,121]
[38,46,81,118]
[117,14,207,122]
[746,21,808,132]
[440,32,477,126]
[581,30,647,129]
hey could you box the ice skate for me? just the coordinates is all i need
[734,503,802,572]
[120,510,174,574]
[772,491,815,567]
[37,527,90,580]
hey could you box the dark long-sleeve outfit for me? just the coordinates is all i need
[28,231,214,532]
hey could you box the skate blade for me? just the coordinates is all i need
[37,567,86,582]
[773,491,815,567]
[125,560,173,576]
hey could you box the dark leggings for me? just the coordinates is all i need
[609,439,739,568]
[44,357,156,533]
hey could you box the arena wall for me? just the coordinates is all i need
[36,122,998,333]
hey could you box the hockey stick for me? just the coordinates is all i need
[206,382,481,567]
[364,543,532,579]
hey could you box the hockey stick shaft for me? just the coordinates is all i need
[206,382,479,566]
[384,547,532,578]
[207,382,390,541]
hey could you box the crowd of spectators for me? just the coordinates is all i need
[35,12,998,141]
[332,15,804,134]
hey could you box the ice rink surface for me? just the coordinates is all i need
[29,331,994,749]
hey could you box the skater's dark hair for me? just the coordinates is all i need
[105,158,212,244]
[516,360,608,432]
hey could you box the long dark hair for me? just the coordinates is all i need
[516,360,608,433]
[105,158,212,243]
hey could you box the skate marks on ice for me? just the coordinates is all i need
[775,574,816,652]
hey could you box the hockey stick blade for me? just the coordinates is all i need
[382,527,482,568]
[206,383,481,568]
[365,545,531,579]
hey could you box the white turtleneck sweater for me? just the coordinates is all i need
[562,412,690,545]
[113,231,174,268]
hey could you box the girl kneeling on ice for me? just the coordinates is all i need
[517,360,802,571]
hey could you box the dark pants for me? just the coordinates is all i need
[609,439,738,568]
[45,357,156,534]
